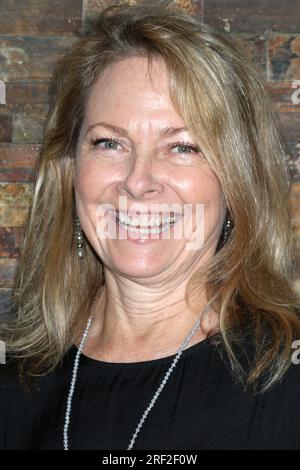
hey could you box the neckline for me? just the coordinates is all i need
[71,331,220,370]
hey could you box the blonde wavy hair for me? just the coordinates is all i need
[3,1,300,392]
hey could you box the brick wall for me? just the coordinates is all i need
[0,0,299,317]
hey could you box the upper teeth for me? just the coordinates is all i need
[118,213,176,227]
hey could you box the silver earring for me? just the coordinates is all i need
[223,213,233,244]
[74,216,84,258]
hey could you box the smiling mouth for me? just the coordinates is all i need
[116,217,175,234]
[116,210,181,230]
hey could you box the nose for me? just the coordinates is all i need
[118,151,164,200]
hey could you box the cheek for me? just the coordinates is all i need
[74,162,107,203]
[202,183,223,211]
[185,168,222,206]
[188,170,224,229]
[74,173,92,205]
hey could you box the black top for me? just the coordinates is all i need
[0,333,300,450]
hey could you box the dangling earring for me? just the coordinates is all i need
[74,216,84,258]
[216,211,233,252]
[223,212,233,244]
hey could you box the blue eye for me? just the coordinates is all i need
[167,141,200,154]
[91,137,121,150]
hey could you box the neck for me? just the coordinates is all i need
[81,281,220,363]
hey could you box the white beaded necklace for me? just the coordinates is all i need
[63,302,212,450]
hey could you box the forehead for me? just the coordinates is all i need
[88,55,169,99]
[82,55,184,129]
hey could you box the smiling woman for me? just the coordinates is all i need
[1,1,300,451]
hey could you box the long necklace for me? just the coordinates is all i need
[63,302,212,450]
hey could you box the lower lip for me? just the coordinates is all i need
[110,212,181,244]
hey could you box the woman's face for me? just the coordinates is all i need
[74,55,225,280]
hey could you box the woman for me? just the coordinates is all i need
[1,3,300,450]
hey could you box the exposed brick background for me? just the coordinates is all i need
[0,0,299,317]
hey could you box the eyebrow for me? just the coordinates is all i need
[84,121,188,138]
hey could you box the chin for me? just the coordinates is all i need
[111,260,169,279]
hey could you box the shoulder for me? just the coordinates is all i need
[257,360,300,449]
[0,350,75,449]
[210,324,300,393]
[264,359,300,402]
[0,358,22,390]
[0,347,75,396]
